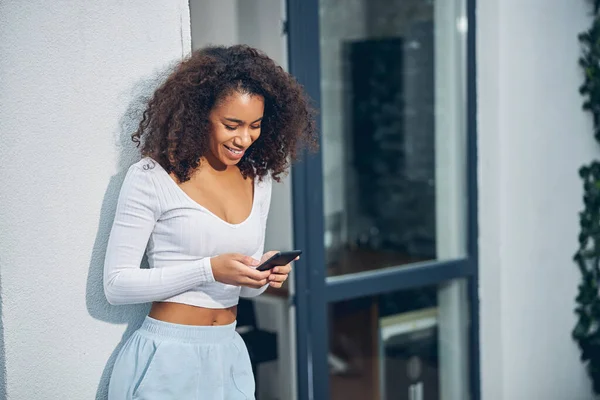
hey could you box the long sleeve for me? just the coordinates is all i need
[103,165,215,305]
[240,175,273,298]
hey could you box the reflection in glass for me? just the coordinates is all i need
[319,0,467,277]
[328,280,470,400]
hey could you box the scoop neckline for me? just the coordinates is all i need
[146,158,258,228]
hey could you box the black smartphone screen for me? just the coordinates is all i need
[256,250,302,271]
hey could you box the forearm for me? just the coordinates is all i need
[104,258,214,305]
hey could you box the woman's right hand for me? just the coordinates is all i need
[210,253,271,288]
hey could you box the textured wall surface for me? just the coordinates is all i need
[0,1,190,398]
[478,0,596,399]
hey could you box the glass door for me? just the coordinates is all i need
[287,0,478,399]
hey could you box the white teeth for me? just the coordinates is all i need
[226,146,242,154]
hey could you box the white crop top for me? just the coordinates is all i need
[103,157,272,308]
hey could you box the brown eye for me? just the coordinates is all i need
[224,125,237,131]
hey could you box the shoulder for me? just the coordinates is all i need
[255,172,273,195]
[118,158,164,215]
[255,172,273,215]
[121,158,165,196]
[125,157,167,184]
[129,157,162,174]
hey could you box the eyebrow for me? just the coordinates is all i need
[223,117,263,124]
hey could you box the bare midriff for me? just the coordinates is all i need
[149,302,237,326]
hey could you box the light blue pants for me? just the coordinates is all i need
[108,317,255,399]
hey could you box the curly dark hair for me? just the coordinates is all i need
[132,44,318,183]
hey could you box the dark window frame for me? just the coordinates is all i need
[287,0,479,397]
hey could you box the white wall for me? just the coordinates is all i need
[478,0,596,399]
[189,0,238,47]
[0,1,191,399]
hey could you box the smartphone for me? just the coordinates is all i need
[256,250,303,271]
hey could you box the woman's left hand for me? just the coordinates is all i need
[260,251,298,288]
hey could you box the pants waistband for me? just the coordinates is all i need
[139,316,237,344]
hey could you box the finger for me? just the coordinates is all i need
[272,264,292,274]
[260,250,279,263]
[268,274,287,283]
[235,254,260,266]
[244,267,271,281]
[269,281,283,288]
[243,278,268,288]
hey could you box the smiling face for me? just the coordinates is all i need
[206,91,265,170]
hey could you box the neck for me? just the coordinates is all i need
[196,155,236,177]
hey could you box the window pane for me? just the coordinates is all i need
[328,279,470,400]
[319,0,468,277]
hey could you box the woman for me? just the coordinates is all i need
[104,44,316,399]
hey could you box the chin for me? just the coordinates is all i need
[219,156,242,166]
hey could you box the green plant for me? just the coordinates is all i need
[573,2,600,394]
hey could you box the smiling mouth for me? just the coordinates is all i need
[224,145,245,157]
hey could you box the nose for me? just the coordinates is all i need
[234,127,252,148]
